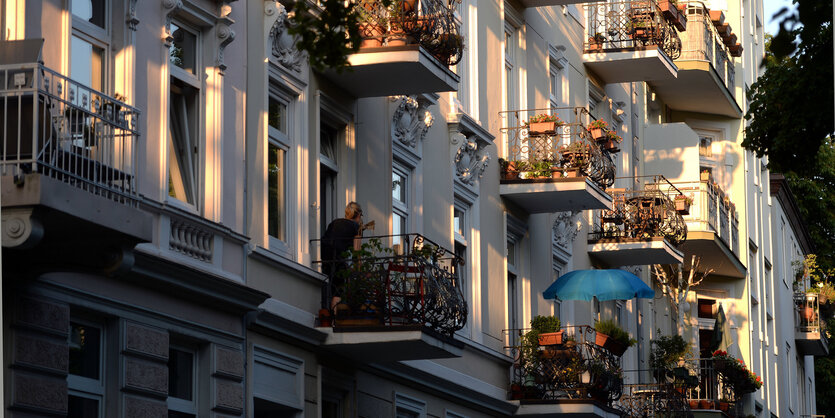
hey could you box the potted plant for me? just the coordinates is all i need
[334,239,389,326]
[499,158,521,180]
[603,130,622,153]
[658,0,686,31]
[650,335,690,378]
[700,169,711,181]
[560,142,592,172]
[594,320,636,357]
[588,119,609,141]
[527,160,552,179]
[525,113,562,136]
[588,32,606,52]
[526,315,563,346]
[631,19,653,39]
[674,194,693,215]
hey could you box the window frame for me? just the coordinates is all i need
[394,393,427,418]
[67,318,106,418]
[70,0,110,93]
[167,345,198,416]
[392,160,411,244]
[267,90,294,256]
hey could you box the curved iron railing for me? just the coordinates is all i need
[312,233,467,336]
[499,107,616,189]
[357,0,463,66]
[585,0,682,59]
[508,326,624,402]
[591,176,688,246]
[680,2,735,90]
[656,179,739,255]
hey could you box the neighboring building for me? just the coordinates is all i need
[0,1,823,418]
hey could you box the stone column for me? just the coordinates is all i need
[121,321,169,418]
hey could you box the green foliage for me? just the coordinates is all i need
[595,320,637,348]
[649,334,690,371]
[287,0,376,72]
[520,315,561,375]
[338,239,391,310]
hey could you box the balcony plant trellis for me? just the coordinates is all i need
[313,233,468,336]
[584,0,682,60]
[509,325,624,403]
[358,0,464,66]
[499,107,615,189]
[592,176,688,246]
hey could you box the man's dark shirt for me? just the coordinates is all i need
[321,218,360,278]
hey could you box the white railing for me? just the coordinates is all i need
[660,180,739,255]
[679,2,735,91]
[0,63,140,205]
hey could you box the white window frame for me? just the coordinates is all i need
[394,393,427,418]
[166,19,203,211]
[392,161,411,240]
[167,345,198,416]
[70,0,110,93]
[267,89,294,256]
[453,197,472,337]
[68,318,105,418]
[503,21,520,132]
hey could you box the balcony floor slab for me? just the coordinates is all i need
[681,231,745,279]
[324,45,459,97]
[318,325,464,362]
[519,0,604,6]
[584,47,678,84]
[500,177,613,213]
[649,60,742,117]
[588,237,683,266]
[796,332,829,356]
[512,400,622,418]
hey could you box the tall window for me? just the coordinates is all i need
[168,347,197,417]
[699,135,713,157]
[392,162,410,248]
[453,201,470,335]
[549,63,562,111]
[168,21,200,206]
[320,123,339,236]
[507,240,519,347]
[68,320,104,418]
[504,23,519,128]
[70,0,107,94]
[268,93,292,252]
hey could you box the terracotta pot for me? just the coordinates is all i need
[318,309,333,327]
[801,306,815,322]
[588,38,604,51]
[590,127,606,141]
[675,199,690,215]
[528,121,558,136]
[538,331,564,346]
[501,170,520,180]
[701,172,711,181]
[699,400,713,410]
[565,169,581,178]
[595,332,627,357]
[510,384,524,400]
[603,138,620,153]
[551,168,562,179]
[689,400,699,409]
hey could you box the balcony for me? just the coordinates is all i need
[795,292,829,356]
[509,326,625,413]
[649,2,742,117]
[588,177,687,266]
[312,234,466,361]
[323,0,461,97]
[684,359,742,417]
[518,0,605,8]
[498,108,614,214]
[0,60,151,259]
[657,180,744,279]
[615,369,693,418]
[583,0,682,83]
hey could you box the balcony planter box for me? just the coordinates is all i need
[595,332,627,357]
[538,331,564,346]
[590,127,607,141]
[701,171,711,181]
[659,1,687,31]
[564,168,581,178]
[689,400,699,409]
[603,138,621,153]
[699,400,713,409]
[528,121,558,136]
[675,199,690,215]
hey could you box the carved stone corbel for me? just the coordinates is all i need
[448,113,494,186]
[216,22,235,74]
[391,96,434,148]
[268,3,305,73]
[162,0,184,47]
[552,211,580,251]
[1,208,43,249]
[127,0,140,31]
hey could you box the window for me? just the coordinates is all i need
[507,240,519,347]
[453,201,471,336]
[395,394,426,418]
[68,320,104,418]
[268,93,292,252]
[392,163,410,248]
[504,22,519,128]
[253,347,304,417]
[320,123,339,236]
[70,0,108,94]
[699,136,713,157]
[167,21,201,207]
[168,347,197,417]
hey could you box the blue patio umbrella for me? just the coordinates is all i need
[543,269,655,301]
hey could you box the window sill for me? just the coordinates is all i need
[250,246,327,284]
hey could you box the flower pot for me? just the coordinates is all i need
[564,168,581,178]
[359,23,386,48]
[699,400,713,410]
[800,306,815,322]
[603,138,620,153]
[501,169,520,180]
[528,121,558,136]
[689,400,700,409]
[714,358,729,373]
[675,199,690,215]
[510,384,524,400]
[551,168,562,179]
[588,38,604,52]
[595,332,627,357]
[701,172,710,181]
[318,308,333,327]
[538,331,564,346]
[590,127,606,141]
[719,401,730,412]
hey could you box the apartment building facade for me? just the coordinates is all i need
[0,0,823,417]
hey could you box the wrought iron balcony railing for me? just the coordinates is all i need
[357,0,463,66]
[615,369,692,418]
[0,63,140,205]
[658,180,739,255]
[585,0,682,59]
[499,107,615,189]
[508,326,623,402]
[683,358,741,414]
[590,176,688,246]
[311,233,467,336]
[680,2,735,90]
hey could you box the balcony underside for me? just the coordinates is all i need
[691,411,726,418]
[584,47,678,84]
[681,231,745,279]
[500,178,613,213]
[513,400,622,418]
[519,0,604,6]
[318,325,464,362]
[796,332,829,356]
[649,60,742,118]
[324,45,459,97]
[588,237,683,266]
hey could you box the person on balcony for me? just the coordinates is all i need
[321,202,364,311]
